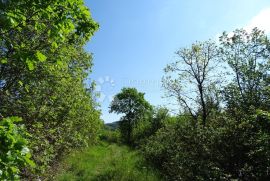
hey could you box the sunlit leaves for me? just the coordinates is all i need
[51,42,58,50]
[18,81,23,87]
[220,28,270,113]
[0,0,100,179]
[1,0,99,74]
[56,60,64,67]
[26,59,34,71]
[35,51,47,62]
[0,117,35,180]
[110,88,152,144]
[1,58,7,64]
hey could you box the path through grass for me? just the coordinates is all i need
[55,142,161,181]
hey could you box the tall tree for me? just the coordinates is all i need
[220,28,270,115]
[0,0,101,177]
[163,41,223,126]
[0,0,98,101]
[109,88,152,144]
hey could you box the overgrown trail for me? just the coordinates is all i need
[55,142,161,181]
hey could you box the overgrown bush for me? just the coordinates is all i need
[132,107,171,146]
[142,111,270,180]
[0,0,101,178]
[100,128,121,143]
[0,117,34,180]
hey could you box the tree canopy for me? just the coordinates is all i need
[109,87,152,144]
[0,0,101,179]
[163,41,223,126]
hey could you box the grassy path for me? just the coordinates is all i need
[55,142,161,181]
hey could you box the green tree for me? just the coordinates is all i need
[163,41,223,126]
[149,107,170,134]
[143,28,270,180]
[0,0,98,107]
[220,28,270,115]
[0,0,101,178]
[109,88,152,145]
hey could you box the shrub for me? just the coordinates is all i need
[0,117,35,180]
[132,107,172,147]
[142,111,270,180]
[100,129,121,143]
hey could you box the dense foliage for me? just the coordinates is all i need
[142,111,270,180]
[220,29,270,116]
[140,28,270,180]
[109,88,152,145]
[0,117,34,180]
[0,0,101,179]
[2,0,270,180]
[109,28,270,180]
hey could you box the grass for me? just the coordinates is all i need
[55,142,162,181]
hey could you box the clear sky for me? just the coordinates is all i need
[84,0,270,123]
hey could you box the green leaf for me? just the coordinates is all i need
[35,51,47,62]
[25,84,30,93]
[9,17,15,25]
[26,59,34,71]
[52,42,58,49]
[18,81,23,87]
[56,60,64,67]
[1,58,7,64]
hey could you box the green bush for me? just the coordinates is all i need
[131,107,171,146]
[0,0,101,178]
[0,117,35,180]
[142,111,270,180]
[100,129,121,143]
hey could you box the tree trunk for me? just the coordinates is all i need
[198,85,207,126]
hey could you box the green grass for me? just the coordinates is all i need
[55,142,161,181]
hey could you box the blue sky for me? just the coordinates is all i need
[85,0,270,123]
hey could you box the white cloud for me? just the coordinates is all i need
[214,7,270,42]
[244,7,270,34]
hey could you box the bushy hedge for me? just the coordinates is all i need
[100,128,121,143]
[142,111,270,180]
[0,0,101,179]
